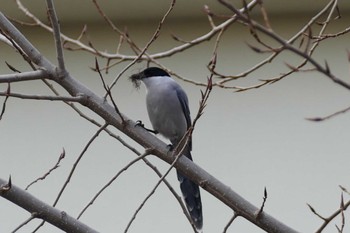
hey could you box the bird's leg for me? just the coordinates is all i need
[135,120,158,134]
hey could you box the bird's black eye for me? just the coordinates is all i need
[143,67,170,78]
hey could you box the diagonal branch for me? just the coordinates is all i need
[25,149,65,190]
[46,0,66,71]
[77,150,151,219]
[0,178,99,233]
[31,123,109,232]
[0,13,55,71]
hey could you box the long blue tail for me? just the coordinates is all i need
[176,149,203,230]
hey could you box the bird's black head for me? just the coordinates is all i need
[129,67,170,88]
[142,67,170,78]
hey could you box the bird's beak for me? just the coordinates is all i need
[129,72,143,89]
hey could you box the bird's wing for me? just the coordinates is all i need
[176,88,192,150]
[175,88,191,129]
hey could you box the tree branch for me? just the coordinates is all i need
[0,91,83,102]
[14,0,259,61]
[0,178,99,233]
[46,0,66,71]
[218,0,350,91]
[0,70,48,83]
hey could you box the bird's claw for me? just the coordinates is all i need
[135,120,158,134]
[135,120,145,128]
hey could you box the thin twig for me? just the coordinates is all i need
[0,84,10,121]
[255,187,268,219]
[46,0,65,71]
[14,0,258,66]
[314,199,350,233]
[306,105,350,122]
[52,123,108,207]
[223,212,239,233]
[11,214,36,233]
[124,138,193,233]
[91,0,142,56]
[25,149,65,190]
[0,91,83,102]
[94,58,124,122]
[216,0,345,91]
[0,178,99,233]
[77,150,152,219]
[32,123,108,232]
[307,186,350,233]
[260,1,350,90]
[313,26,350,42]
[108,0,177,91]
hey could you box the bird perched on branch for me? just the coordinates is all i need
[130,67,203,231]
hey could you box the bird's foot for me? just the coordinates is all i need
[135,120,158,134]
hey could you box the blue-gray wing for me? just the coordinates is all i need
[176,88,192,150]
[175,88,191,129]
[175,87,203,230]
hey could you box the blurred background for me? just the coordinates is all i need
[1,0,350,232]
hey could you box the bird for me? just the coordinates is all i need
[130,67,203,231]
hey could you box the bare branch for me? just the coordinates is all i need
[307,203,326,220]
[0,91,83,102]
[125,139,197,233]
[0,70,48,83]
[14,0,258,64]
[339,185,350,196]
[91,0,141,55]
[255,187,268,219]
[335,194,345,232]
[45,0,66,71]
[223,212,238,233]
[77,150,152,219]
[0,178,99,233]
[108,0,177,91]
[94,58,124,122]
[0,83,10,121]
[11,214,35,233]
[217,0,348,91]
[313,26,350,42]
[25,149,65,190]
[52,123,108,207]
[306,105,350,122]
[310,188,350,233]
[0,12,55,71]
[31,123,109,232]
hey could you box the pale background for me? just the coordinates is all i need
[1,0,350,232]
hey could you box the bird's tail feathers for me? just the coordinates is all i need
[176,148,203,231]
[177,170,203,231]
